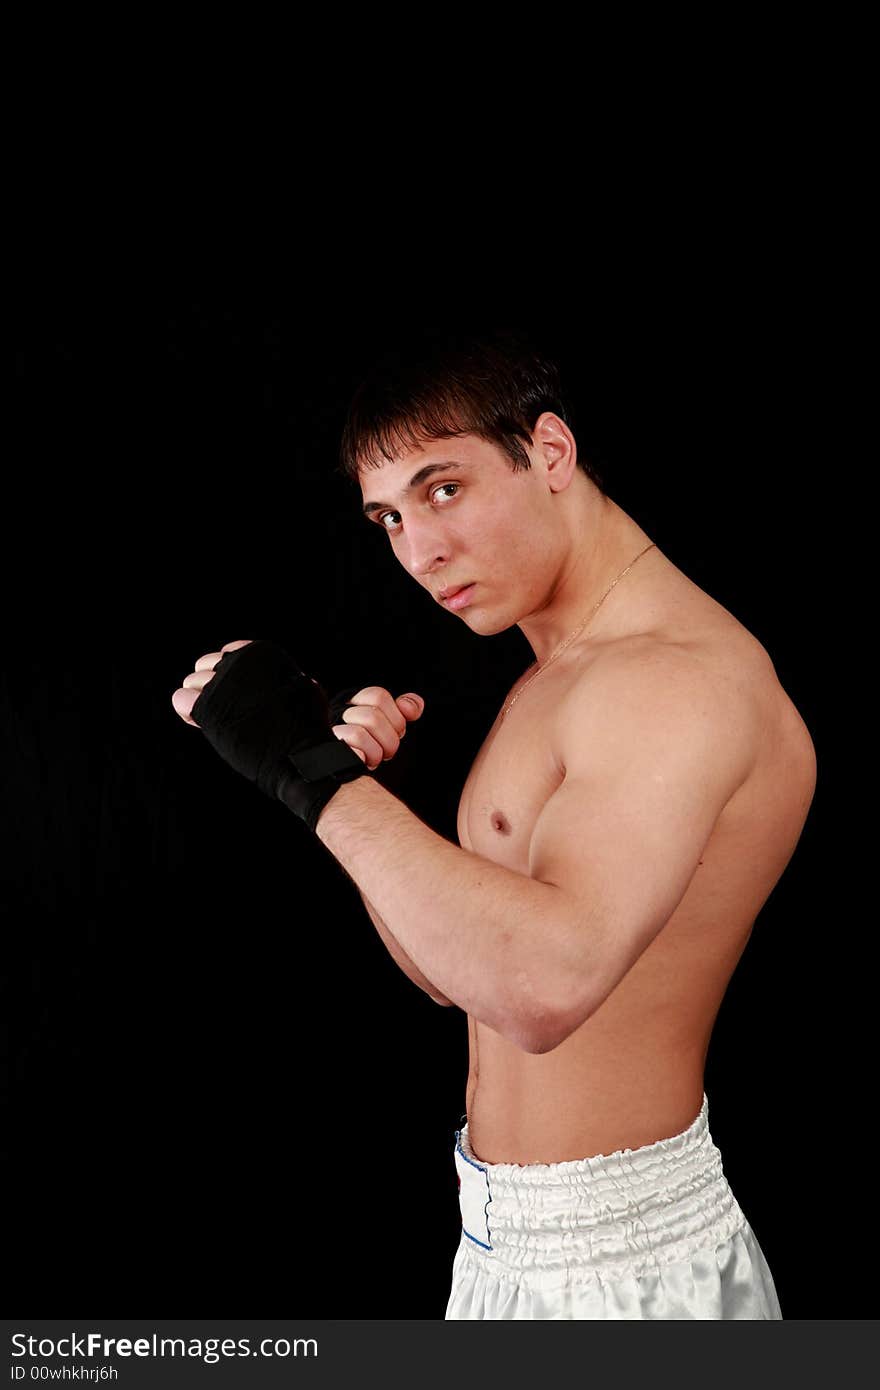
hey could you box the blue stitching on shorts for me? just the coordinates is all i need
[455,1129,493,1251]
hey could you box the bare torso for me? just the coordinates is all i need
[457,547,816,1164]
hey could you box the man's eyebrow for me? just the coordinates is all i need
[362,461,470,517]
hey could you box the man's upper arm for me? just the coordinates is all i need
[527,646,758,1049]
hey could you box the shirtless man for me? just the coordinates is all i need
[173,330,816,1318]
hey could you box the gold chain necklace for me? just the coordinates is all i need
[501,541,657,719]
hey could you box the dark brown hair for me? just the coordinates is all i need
[337,326,606,493]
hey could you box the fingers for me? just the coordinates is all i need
[171,685,204,726]
[337,698,407,768]
[341,686,409,738]
[328,687,425,771]
[330,723,385,770]
[191,640,253,671]
[182,669,217,691]
[173,665,218,726]
[396,693,425,722]
[174,641,253,726]
[339,703,404,755]
[344,686,426,736]
[172,644,425,777]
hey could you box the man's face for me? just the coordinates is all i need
[358,433,563,635]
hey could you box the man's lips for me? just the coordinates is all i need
[440,583,476,610]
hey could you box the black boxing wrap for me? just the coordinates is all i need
[189,640,372,833]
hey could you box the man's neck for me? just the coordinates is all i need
[518,496,657,665]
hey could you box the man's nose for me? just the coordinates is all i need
[402,519,451,578]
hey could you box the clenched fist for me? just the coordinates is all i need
[171,638,371,833]
[172,639,427,831]
[171,639,257,724]
[327,684,426,771]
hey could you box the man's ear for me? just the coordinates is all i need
[531,411,579,492]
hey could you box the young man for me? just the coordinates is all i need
[174,329,816,1318]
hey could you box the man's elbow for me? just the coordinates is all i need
[502,980,580,1054]
[506,1003,566,1055]
[525,994,596,1054]
[524,1019,566,1055]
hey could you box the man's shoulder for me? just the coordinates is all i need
[573,620,774,708]
[552,629,766,778]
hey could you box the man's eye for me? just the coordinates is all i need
[379,483,460,532]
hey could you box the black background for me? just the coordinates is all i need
[5,282,855,1318]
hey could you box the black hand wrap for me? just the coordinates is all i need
[326,684,365,729]
[189,640,371,833]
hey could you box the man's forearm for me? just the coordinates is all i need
[314,775,569,1052]
[357,888,455,1006]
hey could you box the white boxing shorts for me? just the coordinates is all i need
[446,1092,783,1319]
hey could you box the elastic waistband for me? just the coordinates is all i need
[458,1093,712,1188]
[453,1093,748,1287]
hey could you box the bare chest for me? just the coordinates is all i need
[456,619,815,1163]
[456,664,564,864]
[456,624,804,885]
